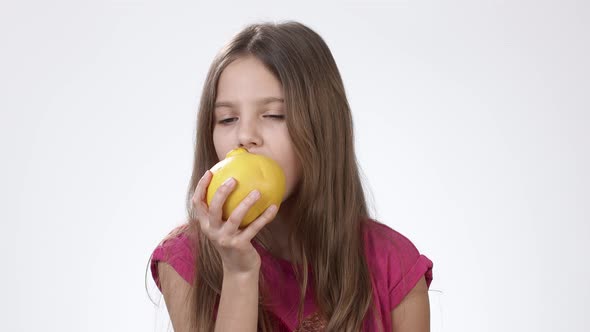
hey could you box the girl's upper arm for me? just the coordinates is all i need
[158,261,193,332]
[390,276,430,332]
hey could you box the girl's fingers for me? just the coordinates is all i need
[237,204,278,242]
[194,172,273,251]
[208,177,237,227]
[223,189,261,233]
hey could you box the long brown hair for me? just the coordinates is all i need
[185,20,381,331]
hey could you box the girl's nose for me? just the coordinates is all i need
[237,120,262,150]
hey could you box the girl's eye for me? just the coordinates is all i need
[216,115,285,125]
[264,115,285,120]
[218,118,237,125]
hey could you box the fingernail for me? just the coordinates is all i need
[250,190,260,199]
[222,177,235,186]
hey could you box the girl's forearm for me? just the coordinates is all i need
[214,270,260,332]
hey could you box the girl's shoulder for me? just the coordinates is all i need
[361,218,424,257]
[150,223,195,291]
[361,218,433,310]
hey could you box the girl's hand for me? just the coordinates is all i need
[192,170,278,275]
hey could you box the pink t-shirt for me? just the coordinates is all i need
[150,218,433,331]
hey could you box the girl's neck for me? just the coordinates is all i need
[259,197,299,262]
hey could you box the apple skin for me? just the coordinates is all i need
[206,148,286,227]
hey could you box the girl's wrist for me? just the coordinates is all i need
[222,266,260,282]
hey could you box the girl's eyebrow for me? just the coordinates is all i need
[214,97,284,108]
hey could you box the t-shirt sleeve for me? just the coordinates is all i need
[385,227,433,310]
[150,226,196,292]
[364,220,434,311]
[388,230,433,309]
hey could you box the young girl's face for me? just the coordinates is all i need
[212,55,302,202]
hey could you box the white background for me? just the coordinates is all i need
[1,1,588,331]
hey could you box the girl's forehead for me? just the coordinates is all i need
[215,81,285,110]
[217,57,282,94]
[214,97,284,109]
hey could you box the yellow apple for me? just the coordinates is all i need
[206,147,286,228]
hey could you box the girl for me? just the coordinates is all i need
[149,20,433,332]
